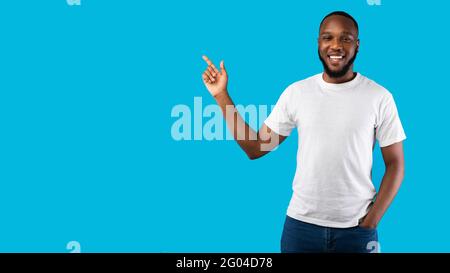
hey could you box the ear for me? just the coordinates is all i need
[356,39,360,52]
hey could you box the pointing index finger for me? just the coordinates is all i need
[202,55,213,65]
[202,55,219,73]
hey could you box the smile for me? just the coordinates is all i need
[328,55,345,64]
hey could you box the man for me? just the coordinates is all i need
[201,11,406,253]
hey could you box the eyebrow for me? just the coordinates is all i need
[341,31,356,37]
[320,31,356,37]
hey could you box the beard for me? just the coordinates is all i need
[318,49,358,78]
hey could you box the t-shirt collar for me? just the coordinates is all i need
[318,72,362,91]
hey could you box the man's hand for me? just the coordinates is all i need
[359,218,378,229]
[201,55,228,98]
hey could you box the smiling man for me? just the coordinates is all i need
[201,11,406,253]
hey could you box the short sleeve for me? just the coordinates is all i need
[375,93,407,147]
[264,86,296,136]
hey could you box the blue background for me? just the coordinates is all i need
[0,0,447,252]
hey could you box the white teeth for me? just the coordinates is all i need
[329,56,343,59]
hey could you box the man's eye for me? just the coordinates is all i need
[342,37,353,42]
[322,36,332,40]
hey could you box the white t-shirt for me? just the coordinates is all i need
[264,73,406,228]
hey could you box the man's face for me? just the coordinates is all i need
[318,15,359,78]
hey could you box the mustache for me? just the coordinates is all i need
[318,49,358,78]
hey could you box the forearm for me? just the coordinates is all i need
[363,163,405,227]
[214,91,263,158]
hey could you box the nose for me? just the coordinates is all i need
[330,37,343,50]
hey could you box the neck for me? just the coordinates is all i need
[323,69,356,84]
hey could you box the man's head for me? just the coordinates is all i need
[318,11,360,79]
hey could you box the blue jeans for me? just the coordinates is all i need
[281,215,379,253]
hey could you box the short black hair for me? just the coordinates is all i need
[319,11,359,34]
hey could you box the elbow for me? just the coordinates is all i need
[244,142,266,160]
[246,151,262,160]
[247,154,260,160]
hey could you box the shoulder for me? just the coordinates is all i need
[287,73,321,91]
[359,74,393,100]
[281,73,321,98]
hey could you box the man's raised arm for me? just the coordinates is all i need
[201,55,287,159]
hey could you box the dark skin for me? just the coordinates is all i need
[201,15,405,229]
[318,15,359,84]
